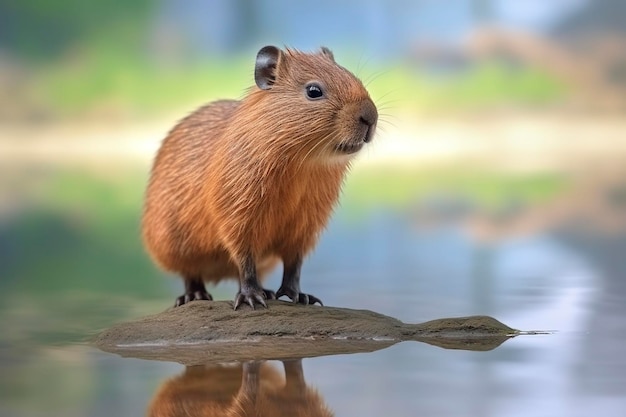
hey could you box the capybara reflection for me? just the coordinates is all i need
[147,360,333,417]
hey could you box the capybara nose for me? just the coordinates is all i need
[358,100,378,143]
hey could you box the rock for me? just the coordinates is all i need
[93,301,519,365]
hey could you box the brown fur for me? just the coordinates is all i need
[146,361,333,417]
[142,47,377,301]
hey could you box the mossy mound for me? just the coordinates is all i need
[93,301,518,364]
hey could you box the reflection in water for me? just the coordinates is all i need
[556,232,626,398]
[148,360,332,417]
[3,166,626,416]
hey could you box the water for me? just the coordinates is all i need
[2,175,626,417]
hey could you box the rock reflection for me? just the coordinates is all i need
[147,360,332,417]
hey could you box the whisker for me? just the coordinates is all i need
[296,132,334,171]
[363,69,391,87]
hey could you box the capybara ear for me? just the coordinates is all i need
[255,45,282,90]
[320,46,335,62]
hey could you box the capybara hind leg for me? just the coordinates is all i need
[276,257,323,306]
[175,276,213,307]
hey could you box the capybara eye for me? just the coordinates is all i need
[305,83,324,100]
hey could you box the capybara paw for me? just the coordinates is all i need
[175,290,213,307]
[276,287,323,306]
[263,288,277,300]
[233,287,268,310]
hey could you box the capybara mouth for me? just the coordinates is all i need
[335,141,364,154]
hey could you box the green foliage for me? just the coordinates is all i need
[0,0,154,60]
[0,169,165,297]
[342,167,568,215]
[33,55,252,118]
[448,64,566,107]
[367,62,566,114]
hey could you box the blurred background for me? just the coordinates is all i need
[2,1,626,416]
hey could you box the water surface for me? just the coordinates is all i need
[2,168,625,417]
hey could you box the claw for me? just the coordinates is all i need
[175,290,212,307]
[233,294,242,310]
[234,287,268,310]
[257,295,268,308]
[303,293,323,306]
[300,293,309,305]
[276,287,323,306]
